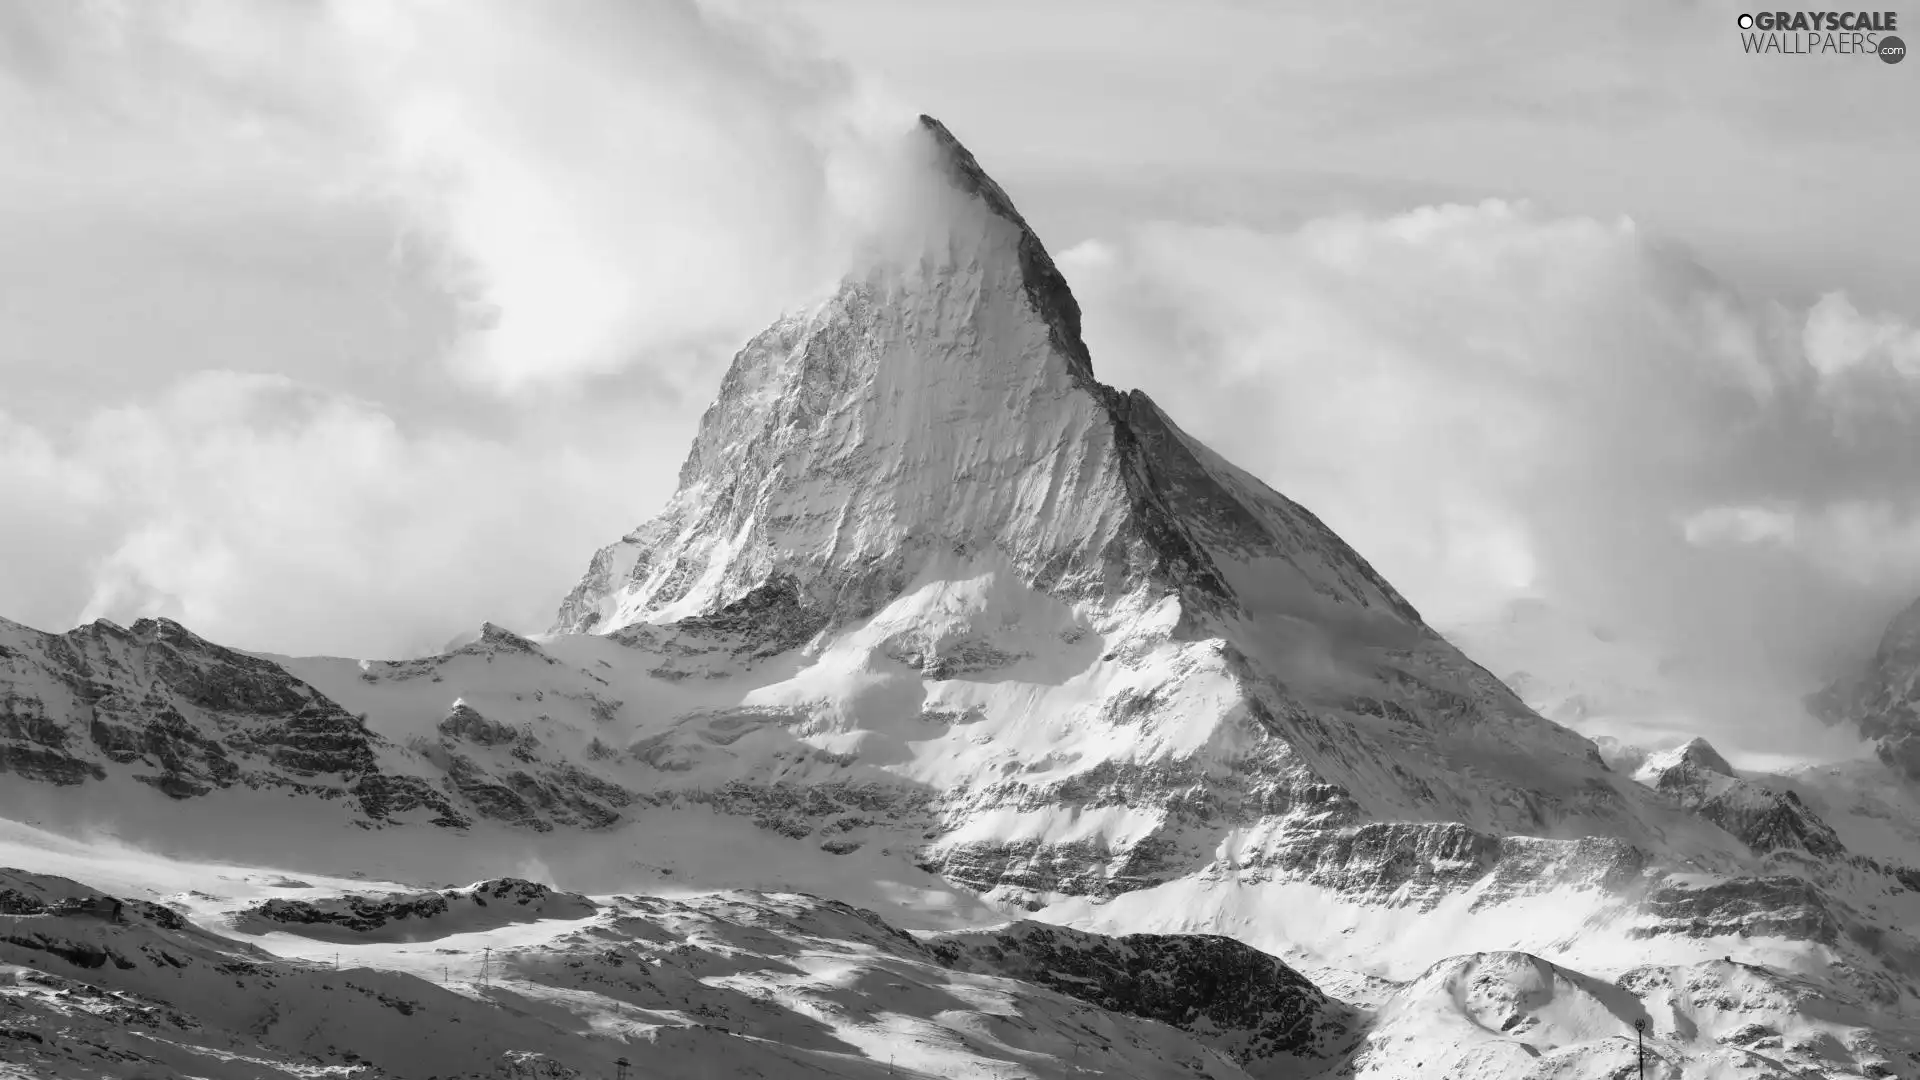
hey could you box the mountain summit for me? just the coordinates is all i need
[556,116,1430,647]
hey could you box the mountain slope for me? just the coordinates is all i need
[0,857,1279,1080]
[0,615,467,825]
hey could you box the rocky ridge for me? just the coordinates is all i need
[0,616,466,826]
[232,877,599,942]
[0,616,650,834]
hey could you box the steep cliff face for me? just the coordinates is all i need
[1633,738,1845,858]
[0,615,645,833]
[0,615,466,825]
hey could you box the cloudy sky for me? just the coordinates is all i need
[2,0,1917,757]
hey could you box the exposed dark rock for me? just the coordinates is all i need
[475,623,541,654]
[0,614,496,827]
[1,930,137,970]
[472,878,572,906]
[431,748,628,832]
[0,887,45,914]
[235,878,595,940]
[659,573,829,659]
[350,773,470,829]
[930,920,1358,1067]
[0,741,105,785]
[437,701,519,746]
[1635,876,1840,944]
[1698,785,1845,858]
[1637,738,1846,858]
[917,115,1095,384]
[249,891,451,933]
[233,704,381,777]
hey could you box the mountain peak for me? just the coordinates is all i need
[1668,736,1735,777]
[914,114,1094,381]
[553,119,1431,640]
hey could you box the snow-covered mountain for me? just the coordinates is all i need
[6,116,1920,1078]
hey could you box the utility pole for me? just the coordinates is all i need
[1634,1017,1647,1079]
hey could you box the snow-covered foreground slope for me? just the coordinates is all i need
[0,824,1329,1080]
[7,116,1920,1077]
[3,834,1914,1080]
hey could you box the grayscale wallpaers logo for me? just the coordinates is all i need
[1736,10,1905,60]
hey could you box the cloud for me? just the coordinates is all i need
[0,0,909,396]
[1059,201,1920,724]
[0,0,925,657]
[1803,292,1920,381]
[349,0,908,390]
[2,371,681,658]
[1685,500,1920,591]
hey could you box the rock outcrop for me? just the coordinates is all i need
[1635,738,1846,858]
[0,616,468,826]
[234,878,599,942]
[929,920,1360,1070]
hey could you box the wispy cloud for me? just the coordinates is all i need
[0,0,911,653]
[0,0,906,396]
[1061,201,1920,709]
